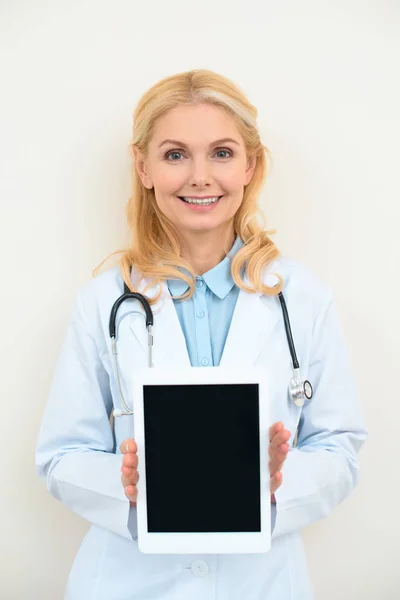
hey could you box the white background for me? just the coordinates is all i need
[1,1,399,598]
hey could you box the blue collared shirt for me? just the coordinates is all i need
[167,237,243,367]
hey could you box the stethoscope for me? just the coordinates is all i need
[110,281,313,418]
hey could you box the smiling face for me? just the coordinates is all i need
[134,103,257,239]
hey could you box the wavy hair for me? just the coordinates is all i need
[94,69,283,302]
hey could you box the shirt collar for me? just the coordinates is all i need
[167,236,243,300]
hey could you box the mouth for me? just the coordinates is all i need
[178,195,223,206]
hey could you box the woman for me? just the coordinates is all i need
[35,69,367,600]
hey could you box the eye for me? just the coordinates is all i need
[164,148,233,161]
[215,148,233,159]
[165,150,184,161]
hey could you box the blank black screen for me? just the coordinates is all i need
[143,383,260,533]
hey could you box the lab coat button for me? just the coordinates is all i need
[196,278,204,288]
[201,357,209,366]
[190,560,209,577]
[197,310,205,318]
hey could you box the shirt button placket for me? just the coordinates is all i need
[194,277,212,367]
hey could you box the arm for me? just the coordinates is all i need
[272,290,368,538]
[35,287,136,540]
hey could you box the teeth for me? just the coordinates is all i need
[181,196,220,205]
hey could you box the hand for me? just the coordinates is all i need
[120,438,139,506]
[269,422,291,500]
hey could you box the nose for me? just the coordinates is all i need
[189,156,212,188]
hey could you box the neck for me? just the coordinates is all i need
[178,226,236,275]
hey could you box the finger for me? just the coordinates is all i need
[277,442,290,458]
[268,452,285,474]
[120,439,129,454]
[124,484,138,503]
[269,444,289,475]
[121,468,139,487]
[120,439,137,454]
[122,452,138,469]
[269,456,285,477]
[269,422,283,442]
[270,471,283,495]
[270,429,291,450]
[268,440,290,463]
[275,429,291,446]
[121,465,138,478]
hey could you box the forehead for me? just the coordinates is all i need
[150,103,243,147]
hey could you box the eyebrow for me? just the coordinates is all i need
[158,137,241,149]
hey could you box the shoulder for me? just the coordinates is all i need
[70,266,127,334]
[264,253,334,322]
[74,263,148,314]
[77,265,123,304]
[268,254,330,293]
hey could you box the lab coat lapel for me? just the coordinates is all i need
[220,281,280,367]
[128,278,190,368]
[128,271,281,369]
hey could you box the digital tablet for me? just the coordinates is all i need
[132,366,271,554]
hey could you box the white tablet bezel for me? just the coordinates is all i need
[132,366,271,554]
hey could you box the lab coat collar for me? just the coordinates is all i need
[167,236,243,300]
[128,274,191,367]
[128,255,282,368]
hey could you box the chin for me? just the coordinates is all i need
[180,218,229,235]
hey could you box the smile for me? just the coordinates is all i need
[178,196,222,206]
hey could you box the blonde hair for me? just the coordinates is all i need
[94,68,283,302]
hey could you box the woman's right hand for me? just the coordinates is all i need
[120,438,139,506]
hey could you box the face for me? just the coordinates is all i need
[134,103,257,237]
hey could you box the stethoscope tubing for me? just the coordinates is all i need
[109,279,313,416]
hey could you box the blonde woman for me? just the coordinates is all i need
[36,69,367,600]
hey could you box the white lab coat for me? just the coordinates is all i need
[35,255,367,600]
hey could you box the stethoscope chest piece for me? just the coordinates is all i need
[109,277,314,418]
[290,372,313,408]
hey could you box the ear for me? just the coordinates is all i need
[244,154,257,186]
[132,145,153,189]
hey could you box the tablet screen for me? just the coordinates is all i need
[143,383,260,534]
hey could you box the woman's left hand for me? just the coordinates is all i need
[269,422,291,499]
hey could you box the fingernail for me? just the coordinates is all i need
[126,443,129,453]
